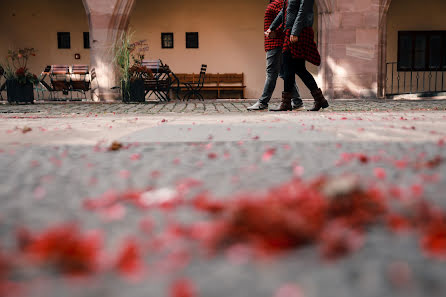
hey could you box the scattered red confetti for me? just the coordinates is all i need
[274,284,304,297]
[130,153,142,161]
[358,154,369,164]
[262,148,277,162]
[319,220,364,260]
[115,238,145,281]
[22,224,102,276]
[388,261,412,288]
[119,170,131,179]
[207,153,218,160]
[421,219,446,259]
[387,214,412,233]
[170,279,197,297]
[373,168,387,180]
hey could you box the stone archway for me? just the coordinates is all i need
[82,0,137,100]
[377,0,392,98]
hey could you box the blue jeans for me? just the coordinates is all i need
[259,47,302,105]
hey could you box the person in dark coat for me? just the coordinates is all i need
[266,0,329,111]
[248,0,303,111]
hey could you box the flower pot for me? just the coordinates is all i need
[6,80,34,104]
[122,79,145,103]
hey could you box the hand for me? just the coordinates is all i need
[269,31,278,38]
[264,29,272,38]
[290,35,298,44]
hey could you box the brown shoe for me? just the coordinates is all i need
[308,88,329,111]
[270,92,292,111]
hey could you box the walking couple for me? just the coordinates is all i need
[248,0,328,112]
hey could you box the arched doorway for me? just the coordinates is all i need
[128,0,326,99]
[379,0,446,98]
[0,0,90,99]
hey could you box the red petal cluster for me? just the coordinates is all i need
[194,178,386,259]
[21,224,102,276]
[170,278,197,297]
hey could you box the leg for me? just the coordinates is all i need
[269,51,295,112]
[279,56,302,107]
[294,59,318,91]
[283,51,298,93]
[293,59,328,111]
[259,48,282,105]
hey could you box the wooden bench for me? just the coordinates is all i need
[174,73,246,99]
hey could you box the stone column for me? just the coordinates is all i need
[317,10,334,99]
[324,0,381,99]
[83,0,135,101]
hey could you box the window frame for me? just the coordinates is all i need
[57,32,71,49]
[161,33,174,49]
[83,32,90,49]
[397,31,446,72]
[186,32,199,49]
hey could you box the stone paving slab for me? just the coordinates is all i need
[1,108,446,297]
[0,99,446,115]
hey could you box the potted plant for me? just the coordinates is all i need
[113,32,153,103]
[1,48,39,104]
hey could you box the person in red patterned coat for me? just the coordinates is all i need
[266,0,329,111]
[247,0,303,111]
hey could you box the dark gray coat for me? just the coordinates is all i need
[269,0,315,37]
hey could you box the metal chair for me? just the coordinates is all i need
[183,64,207,101]
[142,59,172,101]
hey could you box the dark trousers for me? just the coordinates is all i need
[283,51,318,93]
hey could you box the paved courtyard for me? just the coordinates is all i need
[1,99,446,297]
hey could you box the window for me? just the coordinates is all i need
[398,31,446,71]
[161,33,174,49]
[83,32,90,49]
[57,32,71,49]
[186,32,199,49]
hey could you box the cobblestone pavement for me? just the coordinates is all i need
[0,99,446,115]
[1,104,446,297]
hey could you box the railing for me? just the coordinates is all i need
[386,62,446,97]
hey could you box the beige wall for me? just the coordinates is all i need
[385,0,446,95]
[0,0,89,77]
[129,0,319,99]
[386,0,446,62]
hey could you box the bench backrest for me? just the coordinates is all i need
[51,65,69,75]
[72,64,89,75]
[142,60,162,70]
[174,73,244,85]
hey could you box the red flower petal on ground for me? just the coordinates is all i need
[0,249,11,281]
[373,168,387,180]
[130,153,141,161]
[388,261,412,288]
[274,284,304,297]
[24,224,102,276]
[207,153,218,159]
[115,238,145,281]
[387,214,412,233]
[319,220,364,260]
[170,279,197,297]
[357,154,369,164]
[421,220,446,259]
[262,148,276,162]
